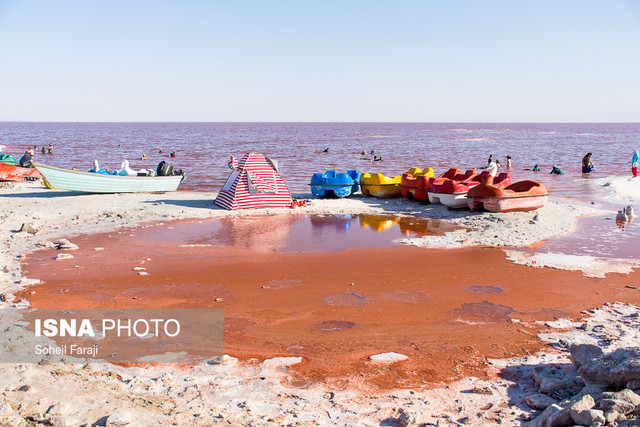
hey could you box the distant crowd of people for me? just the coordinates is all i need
[485,151,638,178]
[4,142,640,180]
[3,144,178,168]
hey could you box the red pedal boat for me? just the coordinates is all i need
[0,162,40,182]
[400,167,435,201]
[467,179,548,212]
[428,171,512,208]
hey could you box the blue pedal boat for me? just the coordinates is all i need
[309,170,360,198]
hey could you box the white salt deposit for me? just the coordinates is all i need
[504,250,640,278]
[369,352,409,363]
[596,175,640,200]
[262,357,304,368]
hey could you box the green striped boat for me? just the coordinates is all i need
[34,163,184,194]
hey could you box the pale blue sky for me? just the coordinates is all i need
[1,1,639,122]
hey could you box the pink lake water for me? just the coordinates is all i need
[1,122,639,258]
[2,122,639,196]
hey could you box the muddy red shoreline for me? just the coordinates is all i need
[19,220,640,389]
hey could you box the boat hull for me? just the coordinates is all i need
[467,179,548,212]
[310,185,358,198]
[468,195,548,212]
[0,163,40,182]
[309,170,360,198]
[34,163,184,193]
[427,191,469,208]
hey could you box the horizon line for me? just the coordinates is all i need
[2,120,640,124]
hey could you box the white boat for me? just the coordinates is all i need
[34,162,184,194]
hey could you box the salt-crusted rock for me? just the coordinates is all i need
[0,293,16,303]
[526,393,556,410]
[604,409,626,425]
[599,398,635,415]
[19,223,37,234]
[575,384,606,399]
[262,357,303,368]
[52,239,79,250]
[35,241,55,249]
[570,343,603,368]
[571,408,605,426]
[539,377,570,394]
[369,352,409,363]
[0,415,24,427]
[567,394,602,425]
[531,367,546,386]
[48,415,76,427]
[207,354,237,366]
[0,402,13,416]
[396,408,419,427]
[54,253,74,261]
[529,403,573,427]
[601,389,640,407]
[579,348,640,387]
[106,410,133,427]
[471,385,493,395]
[19,399,48,422]
[568,394,595,411]
[46,403,69,416]
[547,409,573,427]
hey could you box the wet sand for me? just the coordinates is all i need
[20,219,640,390]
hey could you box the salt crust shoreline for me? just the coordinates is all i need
[596,175,640,201]
[0,180,637,426]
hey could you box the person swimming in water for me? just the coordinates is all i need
[549,164,564,174]
[582,152,594,174]
[533,164,540,171]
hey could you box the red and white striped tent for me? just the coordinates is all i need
[214,153,292,210]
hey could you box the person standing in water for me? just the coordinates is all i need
[632,150,639,178]
[582,152,594,174]
[486,159,501,184]
[487,154,493,166]
[506,155,512,171]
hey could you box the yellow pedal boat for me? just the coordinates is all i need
[360,172,402,198]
